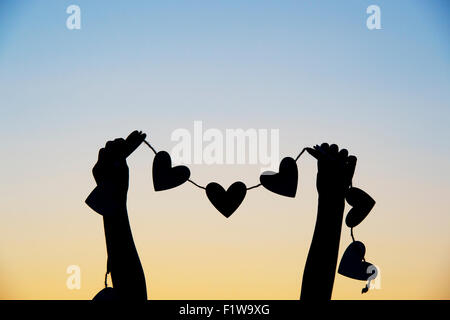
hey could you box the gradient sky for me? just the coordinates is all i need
[0,0,449,299]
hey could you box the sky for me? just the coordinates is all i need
[0,0,449,299]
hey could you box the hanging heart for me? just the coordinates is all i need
[259,157,298,197]
[205,182,247,218]
[338,241,376,281]
[345,187,376,228]
[152,151,191,191]
[92,287,119,301]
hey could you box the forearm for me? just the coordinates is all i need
[103,205,147,300]
[301,194,345,300]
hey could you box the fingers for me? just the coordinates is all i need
[338,148,348,160]
[306,147,320,159]
[308,144,327,159]
[309,142,358,190]
[329,144,339,156]
[98,147,106,162]
[126,130,145,142]
[97,130,146,165]
[125,130,147,157]
[320,143,329,152]
[93,132,145,187]
[104,138,126,160]
[311,143,338,160]
[310,143,352,165]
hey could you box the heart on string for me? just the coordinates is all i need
[92,287,119,301]
[259,157,298,197]
[205,182,247,218]
[152,151,190,191]
[345,187,376,228]
[338,241,376,281]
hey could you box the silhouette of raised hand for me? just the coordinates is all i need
[88,130,147,301]
[301,143,357,300]
[308,143,357,197]
[87,131,146,216]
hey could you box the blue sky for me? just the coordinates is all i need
[1,1,448,122]
[1,1,448,173]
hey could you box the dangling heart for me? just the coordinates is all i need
[92,287,119,301]
[259,157,298,197]
[152,151,190,191]
[338,241,376,281]
[205,182,247,218]
[345,187,376,228]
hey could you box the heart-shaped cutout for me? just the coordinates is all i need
[338,241,376,281]
[345,187,376,227]
[205,182,247,218]
[259,157,298,197]
[152,151,190,191]
[92,287,119,301]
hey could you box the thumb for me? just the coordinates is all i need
[125,130,147,158]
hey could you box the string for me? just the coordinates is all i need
[357,221,370,294]
[295,148,307,162]
[144,140,157,155]
[142,139,308,191]
[187,179,206,190]
[350,227,366,262]
[246,183,262,190]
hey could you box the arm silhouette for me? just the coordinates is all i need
[300,143,356,300]
[87,131,147,301]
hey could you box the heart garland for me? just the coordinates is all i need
[338,186,378,294]
[147,140,303,218]
[153,155,300,217]
[146,139,379,294]
[87,135,379,295]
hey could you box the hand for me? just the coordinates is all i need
[307,143,357,198]
[92,130,146,201]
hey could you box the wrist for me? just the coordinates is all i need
[318,191,346,204]
[317,192,346,224]
[86,186,128,216]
